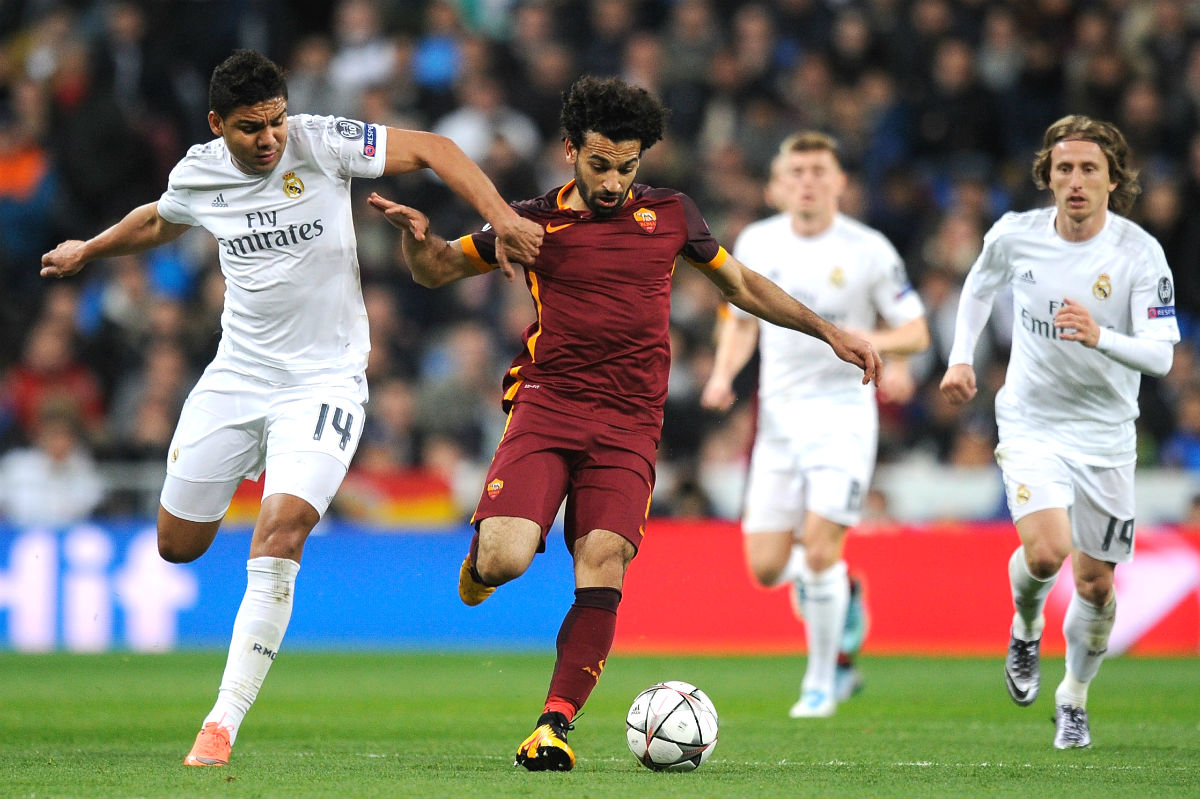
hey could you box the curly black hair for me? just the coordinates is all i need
[560,75,667,152]
[209,49,288,119]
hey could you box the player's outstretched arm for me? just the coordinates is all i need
[382,128,542,276]
[367,192,480,288]
[40,202,188,279]
[704,256,881,385]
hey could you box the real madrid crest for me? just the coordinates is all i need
[830,266,846,288]
[634,208,657,233]
[283,170,304,198]
[1015,484,1030,505]
[1092,273,1112,300]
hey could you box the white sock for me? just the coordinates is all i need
[1055,669,1091,709]
[203,556,300,744]
[1009,547,1057,641]
[1059,590,1116,707]
[799,560,849,696]
[776,544,806,586]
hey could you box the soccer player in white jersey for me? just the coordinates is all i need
[940,115,1179,749]
[701,132,929,718]
[39,49,543,767]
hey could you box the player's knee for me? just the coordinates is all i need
[474,551,527,586]
[157,531,205,563]
[747,560,782,587]
[1074,573,1113,606]
[1023,544,1065,580]
[157,511,218,563]
[252,523,310,561]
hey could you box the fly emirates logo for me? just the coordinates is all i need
[216,210,325,258]
[1021,299,1073,341]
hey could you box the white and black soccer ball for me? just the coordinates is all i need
[625,680,718,772]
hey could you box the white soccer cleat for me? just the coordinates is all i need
[1053,704,1091,749]
[1004,631,1041,706]
[789,688,836,718]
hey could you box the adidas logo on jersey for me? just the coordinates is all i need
[1017,269,1036,284]
[211,193,229,208]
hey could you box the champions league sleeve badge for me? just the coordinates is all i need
[336,119,364,139]
[1149,276,1176,319]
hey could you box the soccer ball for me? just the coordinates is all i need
[625,681,718,772]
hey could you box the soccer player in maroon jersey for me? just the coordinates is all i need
[367,75,881,771]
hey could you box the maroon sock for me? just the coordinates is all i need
[544,587,621,719]
[466,530,490,585]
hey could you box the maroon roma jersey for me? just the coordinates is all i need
[459,181,728,438]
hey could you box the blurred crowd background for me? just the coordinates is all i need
[3,0,1200,528]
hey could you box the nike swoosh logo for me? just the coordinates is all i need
[546,222,576,233]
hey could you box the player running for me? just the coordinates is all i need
[940,115,1178,748]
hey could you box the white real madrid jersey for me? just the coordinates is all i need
[963,207,1179,465]
[731,212,924,404]
[157,114,387,382]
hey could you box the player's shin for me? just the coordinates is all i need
[544,587,621,718]
[1009,546,1057,639]
[1058,591,1116,706]
[798,560,849,696]
[203,556,300,742]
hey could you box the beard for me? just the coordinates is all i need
[575,171,626,216]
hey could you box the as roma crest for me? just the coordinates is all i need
[283,171,305,198]
[633,208,657,233]
[487,478,504,499]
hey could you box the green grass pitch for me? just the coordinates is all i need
[1,651,1197,798]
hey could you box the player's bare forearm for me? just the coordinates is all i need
[728,266,879,382]
[725,265,837,343]
[701,315,758,411]
[399,230,473,288]
[40,202,186,278]
[368,192,478,287]
[865,317,931,356]
[383,129,542,267]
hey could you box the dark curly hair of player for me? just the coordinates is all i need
[560,76,667,153]
[209,49,288,119]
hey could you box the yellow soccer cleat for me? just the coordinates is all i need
[458,555,496,606]
[183,722,232,767]
[514,712,576,772]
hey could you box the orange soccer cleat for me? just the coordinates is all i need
[183,722,232,767]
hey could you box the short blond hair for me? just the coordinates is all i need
[778,131,842,165]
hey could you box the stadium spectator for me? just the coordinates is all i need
[1,318,106,445]
[0,401,105,526]
[940,115,1179,749]
[37,49,543,770]
[367,75,879,771]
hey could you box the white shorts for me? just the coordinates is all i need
[995,439,1137,563]
[742,398,877,532]
[160,365,367,522]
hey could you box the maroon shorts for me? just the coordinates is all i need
[472,400,657,552]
